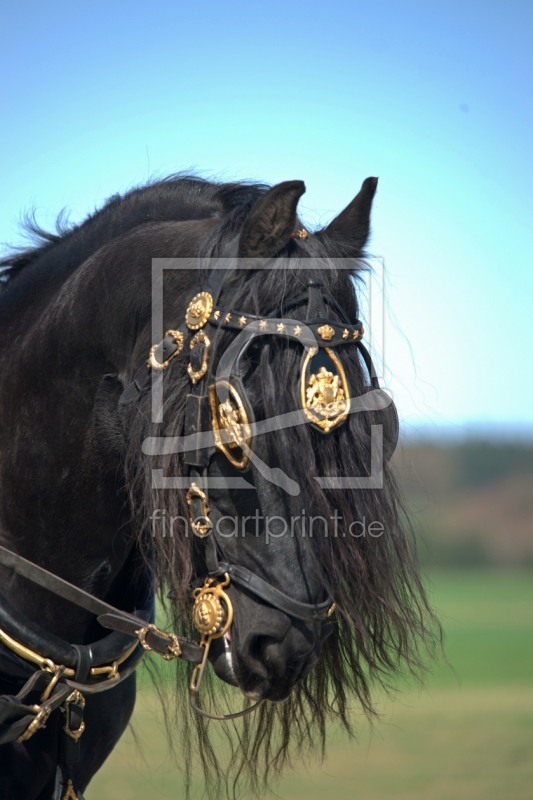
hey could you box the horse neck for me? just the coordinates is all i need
[0,219,214,640]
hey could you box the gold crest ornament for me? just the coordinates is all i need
[208,382,252,470]
[185,292,214,330]
[300,347,350,433]
[317,324,335,341]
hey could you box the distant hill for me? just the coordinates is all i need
[392,441,533,567]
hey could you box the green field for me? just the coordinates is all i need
[88,571,533,799]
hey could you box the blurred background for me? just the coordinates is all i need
[2,1,532,797]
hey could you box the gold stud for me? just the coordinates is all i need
[259,320,268,330]
[213,309,220,320]
[292,228,309,240]
[238,316,247,326]
[224,313,232,323]
[294,325,303,337]
[277,322,286,333]
[342,329,349,339]
[352,330,359,339]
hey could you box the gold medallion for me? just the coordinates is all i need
[185,292,214,330]
[191,576,233,639]
[193,594,225,636]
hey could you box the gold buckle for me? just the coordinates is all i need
[186,483,212,536]
[16,703,52,742]
[147,330,184,370]
[134,623,182,661]
[63,690,86,741]
[187,331,211,384]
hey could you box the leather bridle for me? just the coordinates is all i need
[0,234,399,753]
[117,237,398,717]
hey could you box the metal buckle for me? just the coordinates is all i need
[186,483,212,536]
[63,690,86,741]
[148,330,184,370]
[16,703,52,742]
[134,623,182,661]
[187,331,211,384]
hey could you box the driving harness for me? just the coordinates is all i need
[0,234,399,796]
[119,236,398,715]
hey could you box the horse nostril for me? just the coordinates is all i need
[247,634,280,679]
[237,628,319,702]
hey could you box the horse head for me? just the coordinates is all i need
[127,177,412,715]
[0,174,437,795]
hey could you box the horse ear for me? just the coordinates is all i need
[321,177,378,253]
[238,180,306,258]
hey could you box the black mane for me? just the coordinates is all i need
[0,175,269,311]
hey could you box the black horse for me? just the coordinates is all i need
[0,175,437,799]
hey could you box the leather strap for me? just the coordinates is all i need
[224,563,332,623]
[118,236,239,406]
[203,531,332,624]
[0,546,204,670]
[72,645,91,683]
[0,669,71,746]
[97,614,202,664]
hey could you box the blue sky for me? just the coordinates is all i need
[1,0,532,434]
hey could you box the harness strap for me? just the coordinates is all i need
[0,669,71,746]
[222,563,332,623]
[72,645,91,683]
[119,237,239,406]
[0,546,204,674]
[202,527,333,624]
